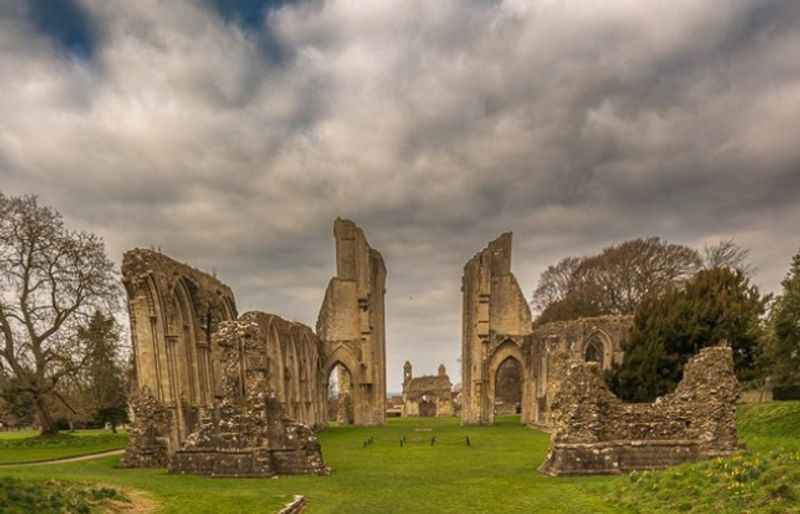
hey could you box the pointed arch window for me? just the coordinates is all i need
[585,338,604,367]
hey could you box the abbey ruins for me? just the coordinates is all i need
[121,218,386,471]
[121,220,738,476]
[460,232,633,427]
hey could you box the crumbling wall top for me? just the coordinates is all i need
[122,248,236,313]
[540,343,741,475]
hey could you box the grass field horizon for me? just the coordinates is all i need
[1,403,799,513]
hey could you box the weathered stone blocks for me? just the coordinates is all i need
[119,386,172,468]
[167,322,328,477]
[539,343,741,476]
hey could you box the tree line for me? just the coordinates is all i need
[532,236,800,402]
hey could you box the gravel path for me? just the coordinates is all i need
[0,448,125,467]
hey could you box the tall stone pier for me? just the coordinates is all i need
[317,218,387,426]
[461,233,533,425]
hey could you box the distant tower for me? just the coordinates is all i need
[438,364,446,377]
[403,361,413,388]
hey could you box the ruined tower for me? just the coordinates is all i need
[461,233,533,425]
[404,361,413,388]
[316,218,387,426]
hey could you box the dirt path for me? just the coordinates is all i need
[0,448,125,467]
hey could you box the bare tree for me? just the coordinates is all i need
[703,239,756,276]
[0,194,120,435]
[532,237,702,322]
[531,256,583,313]
[576,238,702,314]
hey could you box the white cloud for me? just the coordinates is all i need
[1,0,799,391]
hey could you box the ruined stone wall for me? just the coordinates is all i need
[212,312,327,428]
[539,344,740,476]
[526,315,633,427]
[119,386,172,468]
[122,249,237,446]
[459,234,637,428]
[461,233,533,425]
[168,319,328,478]
[317,218,387,426]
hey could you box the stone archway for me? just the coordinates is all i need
[486,341,529,425]
[494,357,522,416]
[419,393,437,417]
[322,346,361,425]
[582,331,613,370]
[326,361,354,424]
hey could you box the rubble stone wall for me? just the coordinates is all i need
[527,315,633,427]
[539,344,741,476]
[119,386,172,468]
[212,312,328,428]
[168,320,328,478]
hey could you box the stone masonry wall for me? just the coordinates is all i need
[168,320,328,478]
[316,218,387,426]
[461,233,533,425]
[539,344,741,476]
[526,315,633,427]
[122,249,237,448]
[212,312,327,428]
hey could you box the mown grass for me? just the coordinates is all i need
[0,431,128,464]
[0,429,114,441]
[1,405,798,513]
[0,416,618,514]
[609,401,800,514]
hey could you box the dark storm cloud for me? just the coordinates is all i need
[1,1,799,391]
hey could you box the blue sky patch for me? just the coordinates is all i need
[203,0,294,31]
[26,0,98,59]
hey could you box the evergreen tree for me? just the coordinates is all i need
[607,267,768,402]
[78,311,128,431]
[767,248,800,385]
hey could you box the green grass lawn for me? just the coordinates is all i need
[0,405,798,513]
[0,430,128,464]
[0,430,39,440]
[610,401,800,514]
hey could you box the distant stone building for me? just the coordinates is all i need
[401,362,455,417]
[385,394,404,418]
[460,233,633,427]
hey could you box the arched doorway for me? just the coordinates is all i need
[494,357,522,417]
[419,393,437,417]
[327,362,353,425]
[584,336,604,368]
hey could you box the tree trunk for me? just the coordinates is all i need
[33,394,58,436]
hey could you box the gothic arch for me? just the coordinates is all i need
[581,330,613,370]
[486,340,529,425]
[323,346,359,385]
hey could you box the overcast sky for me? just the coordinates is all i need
[2,0,799,393]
